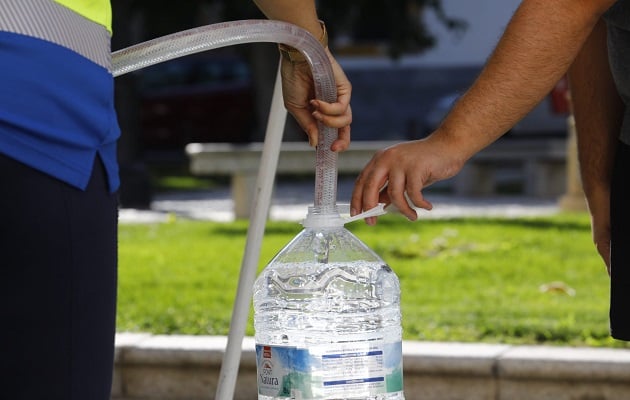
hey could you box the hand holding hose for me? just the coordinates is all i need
[280,45,352,152]
[253,1,352,152]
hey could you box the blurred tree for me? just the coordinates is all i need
[317,0,466,58]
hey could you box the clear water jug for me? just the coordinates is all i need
[253,207,405,399]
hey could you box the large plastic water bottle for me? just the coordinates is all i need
[253,207,405,399]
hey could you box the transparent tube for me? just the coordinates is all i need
[112,20,339,210]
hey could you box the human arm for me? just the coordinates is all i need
[351,0,617,224]
[253,0,352,151]
[568,18,624,274]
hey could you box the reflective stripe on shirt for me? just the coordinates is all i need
[54,0,112,32]
[0,0,111,71]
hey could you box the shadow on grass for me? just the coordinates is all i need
[209,221,301,237]
[351,215,590,233]
[204,214,590,239]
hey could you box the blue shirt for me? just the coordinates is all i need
[0,1,120,192]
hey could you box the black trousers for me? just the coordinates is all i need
[611,140,630,341]
[0,154,118,399]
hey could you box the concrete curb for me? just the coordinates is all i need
[112,333,630,400]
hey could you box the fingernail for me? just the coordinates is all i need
[312,111,323,121]
[310,100,319,109]
[350,208,357,217]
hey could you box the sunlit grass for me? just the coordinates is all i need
[117,212,627,347]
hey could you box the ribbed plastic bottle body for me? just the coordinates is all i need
[253,227,405,400]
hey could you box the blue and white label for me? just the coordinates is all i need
[256,339,403,399]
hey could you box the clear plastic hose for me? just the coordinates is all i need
[112,20,339,210]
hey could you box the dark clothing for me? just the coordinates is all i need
[605,1,630,341]
[605,0,630,144]
[0,154,118,399]
[611,141,630,340]
[0,2,119,398]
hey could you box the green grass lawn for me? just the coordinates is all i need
[117,212,628,348]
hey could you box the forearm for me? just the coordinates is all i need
[437,0,615,162]
[252,0,322,38]
[569,18,623,210]
[252,0,351,150]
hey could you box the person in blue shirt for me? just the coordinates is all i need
[0,1,351,399]
[351,0,629,341]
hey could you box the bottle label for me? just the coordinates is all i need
[256,339,403,399]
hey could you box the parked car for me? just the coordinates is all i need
[138,53,257,152]
[422,77,571,137]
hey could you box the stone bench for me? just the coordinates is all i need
[454,137,567,198]
[185,140,402,218]
[185,138,567,219]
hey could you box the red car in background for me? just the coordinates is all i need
[138,53,257,152]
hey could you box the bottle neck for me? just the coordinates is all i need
[301,205,345,228]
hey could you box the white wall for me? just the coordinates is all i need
[411,0,521,66]
[339,0,523,69]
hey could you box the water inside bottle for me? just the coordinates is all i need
[254,255,405,399]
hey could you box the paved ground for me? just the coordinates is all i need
[119,177,560,224]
